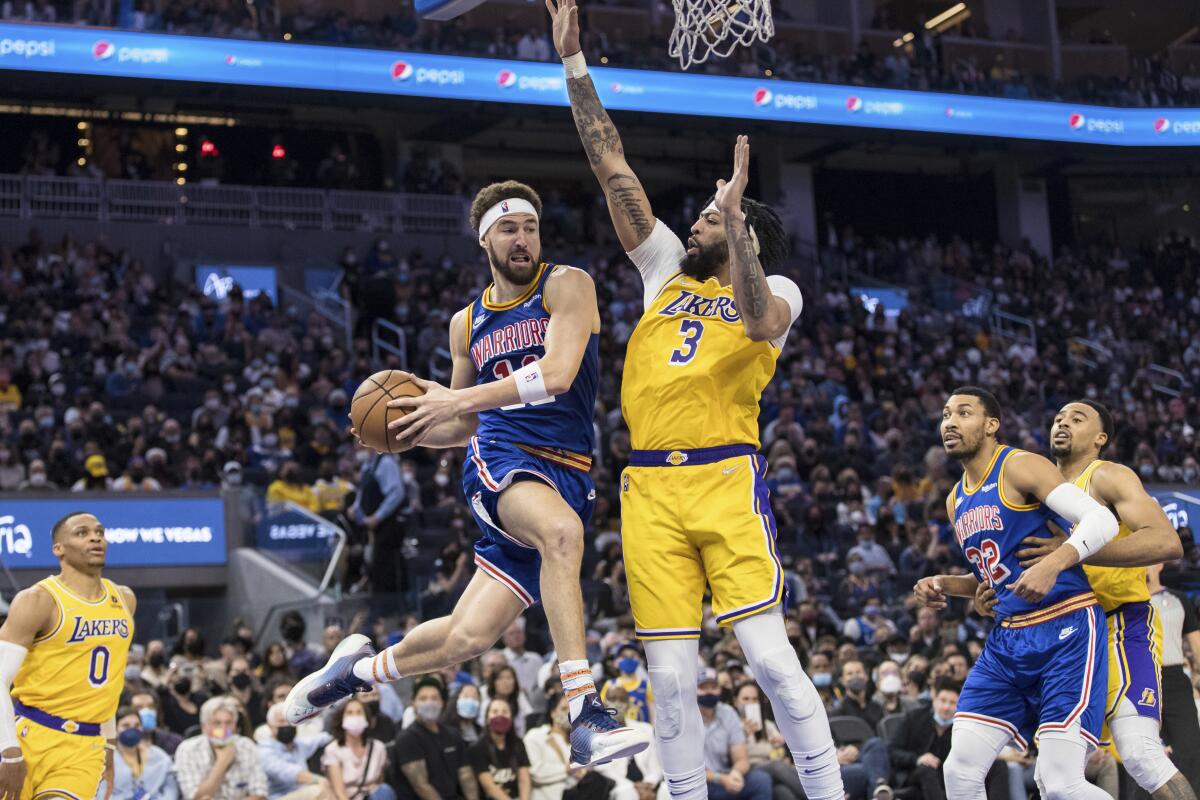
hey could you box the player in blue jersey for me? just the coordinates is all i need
[284,180,649,768]
[913,387,1121,800]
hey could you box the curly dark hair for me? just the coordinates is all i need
[701,194,789,271]
[469,181,543,236]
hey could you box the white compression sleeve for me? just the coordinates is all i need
[0,641,28,752]
[1043,482,1120,561]
[943,718,1011,800]
[1035,727,1112,800]
[643,639,706,800]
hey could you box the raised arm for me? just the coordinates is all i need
[713,135,799,343]
[388,269,598,446]
[547,0,655,251]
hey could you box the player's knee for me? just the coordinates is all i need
[648,665,686,742]
[943,750,986,792]
[750,647,817,724]
[1114,722,1177,792]
[536,516,584,562]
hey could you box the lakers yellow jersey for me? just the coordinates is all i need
[14,577,133,723]
[1075,460,1150,613]
[622,274,779,450]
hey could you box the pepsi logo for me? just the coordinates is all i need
[391,61,413,80]
[753,88,772,107]
[1068,113,1085,129]
[1154,117,1170,134]
[497,70,517,88]
[92,40,114,60]
[846,95,863,112]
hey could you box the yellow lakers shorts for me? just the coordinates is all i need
[621,445,783,639]
[1100,600,1164,749]
[16,717,105,800]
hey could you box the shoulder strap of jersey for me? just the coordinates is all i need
[997,446,1040,512]
[1076,459,1106,492]
[948,484,960,523]
[33,578,65,644]
[102,579,131,618]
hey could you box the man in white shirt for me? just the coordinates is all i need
[502,619,544,705]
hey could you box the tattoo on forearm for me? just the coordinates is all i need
[1153,773,1194,800]
[566,75,624,167]
[725,217,768,321]
[607,173,653,240]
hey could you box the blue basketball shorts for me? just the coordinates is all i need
[956,594,1107,751]
[461,436,595,607]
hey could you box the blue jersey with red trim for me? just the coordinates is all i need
[951,445,1092,619]
[466,262,598,456]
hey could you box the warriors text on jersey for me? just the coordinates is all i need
[14,576,133,723]
[466,261,598,459]
[950,445,1094,620]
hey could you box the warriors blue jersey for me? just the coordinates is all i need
[466,262,598,457]
[951,445,1093,620]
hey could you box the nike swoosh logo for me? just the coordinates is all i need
[722,466,738,475]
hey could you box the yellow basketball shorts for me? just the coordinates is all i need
[16,716,105,800]
[620,445,783,639]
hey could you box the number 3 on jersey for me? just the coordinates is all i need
[495,355,555,410]
[670,320,705,365]
[965,539,1011,587]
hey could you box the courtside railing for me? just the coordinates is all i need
[0,173,469,234]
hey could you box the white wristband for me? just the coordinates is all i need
[513,361,550,404]
[562,51,588,79]
[0,755,22,764]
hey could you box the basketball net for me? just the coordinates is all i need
[668,0,773,70]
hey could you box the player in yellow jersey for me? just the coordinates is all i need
[978,401,1193,800]
[549,4,843,799]
[0,511,136,800]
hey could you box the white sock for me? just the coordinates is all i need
[351,648,400,684]
[558,659,595,720]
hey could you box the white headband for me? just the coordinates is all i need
[703,204,760,255]
[478,198,539,243]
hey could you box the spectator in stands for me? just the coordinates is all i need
[229,656,266,728]
[447,683,484,745]
[0,445,24,490]
[886,678,960,800]
[731,682,795,800]
[72,453,112,491]
[257,702,334,800]
[175,696,269,800]
[832,661,885,730]
[349,451,409,601]
[258,642,294,683]
[501,619,542,709]
[909,607,942,658]
[16,458,56,490]
[0,368,21,411]
[142,640,170,688]
[322,699,395,800]
[600,643,651,724]
[314,457,355,513]
[280,612,323,678]
[468,697,531,800]
[480,666,533,738]
[113,455,163,491]
[841,597,898,646]
[131,689,184,755]
[267,461,319,511]
[112,703,180,800]
[161,662,206,736]
[871,660,916,717]
[390,676,477,800]
[523,692,572,800]
[697,668,771,800]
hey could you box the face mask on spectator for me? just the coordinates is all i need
[29,473,46,486]
[124,665,141,682]
[275,726,297,745]
[879,674,902,694]
[811,672,832,687]
[457,696,480,719]
[342,714,369,736]
[231,672,252,691]
[844,677,867,694]
[138,709,157,731]
[174,678,192,695]
[848,562,866,576]
[38,416,54,429]
[208,726,235,747]
[147,652,164,669]
[488,715,512,734]
[617,657,639,674]
[888,651,910,665]
[932,711,954,727]
[117,728,143,748]
[433,473,449,487]
[863,604,880,617]
[205,398,221,411]
[223,381,237,394]
[415,701,443,722]
[697,694,720,708]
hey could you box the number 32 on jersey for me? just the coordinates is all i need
[965,538,1011,587]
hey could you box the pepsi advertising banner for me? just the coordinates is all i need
[1,23,1199,146]
[0,496,226,568]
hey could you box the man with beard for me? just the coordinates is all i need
[913,387,1121,800]
[545,5,835,800]
[975,400,1193,800]
[285,180,649,770]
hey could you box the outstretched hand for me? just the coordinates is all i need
[713,135,749,215]
[545,0,581,58]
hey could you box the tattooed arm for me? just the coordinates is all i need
[548,0,655,251]
[714,136,795,342]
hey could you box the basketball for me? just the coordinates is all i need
[350,370,425,454]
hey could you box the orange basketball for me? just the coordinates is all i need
[350,370,425,453]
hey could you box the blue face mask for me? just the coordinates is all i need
[697,694,720,708]
[118,728,144,748]
[457,697,480,719]
[138,708,157,732]
[811,673,832,687]
[617,657,639,674]
[932,712,954,727]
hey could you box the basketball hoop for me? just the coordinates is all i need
[668,0,773,70]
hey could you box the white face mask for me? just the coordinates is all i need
[342,715,369,736]
[879,674,903,694]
